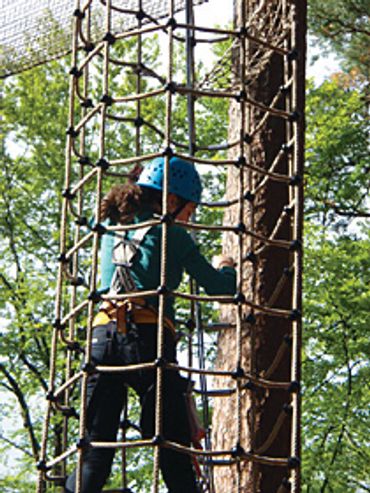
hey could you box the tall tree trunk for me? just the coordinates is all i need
[211,2,306,492]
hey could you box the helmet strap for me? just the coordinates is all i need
[171,201,188,219]
[171,202,187,219]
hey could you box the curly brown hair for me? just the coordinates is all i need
[100,183,162,224]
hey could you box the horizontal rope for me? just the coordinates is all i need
[114,87,166,104]
[70,168,98,196]
[90,438,153,449]
[77,42,105,72]
[63,233,94,261]
[60,300,89,326]
[45,445,77,470]
[167,362,292,390]
[174,220,292,249]
[53,372,84,400]
[193,387,235,397]
[100,289,159,301]
[40,435,290,468]
[115,23,167,42]
[163,439,290,466]
[96,362,156,374]
[48,357,293,395]
[74,103,102,133]
[176,22,290,55]
[109,152,162,167]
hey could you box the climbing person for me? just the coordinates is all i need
[65,156,236,493]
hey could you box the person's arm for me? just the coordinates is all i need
[178,229,236,295]
[98,229,116,293]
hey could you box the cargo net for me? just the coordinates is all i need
[0,0,207,77]
[37,0,304,492]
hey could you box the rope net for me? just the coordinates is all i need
[36,0,305,491]
[0,0,207,77]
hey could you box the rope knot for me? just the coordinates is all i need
[166,17,177,29]
[288,380,300,393]
[244,312,256,325]
[287,48,298,61]
[87,291,102,303]
[76,437,91,450]
[103,32,116,45]
[152,435,164,445]
[288,456,300,469]
[231,443,245,458]
[82,362,97,375]
[81,98,94,108]
[232,366,245,380]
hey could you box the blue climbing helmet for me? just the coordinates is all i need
[137,157,202,204]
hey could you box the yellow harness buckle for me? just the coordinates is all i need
[92,299,175,335]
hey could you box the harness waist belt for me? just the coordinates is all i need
[92,298,175,334]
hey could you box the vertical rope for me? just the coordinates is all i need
[120,385,129,489]
[186,0,196,156]
[75,1,110,491]
[36,2,80,491]
[290,1,304,491]
[152,1,175,491]
[62,3,93,480]
[282,8,295,490]
[186,2,215,490]
[244,1,258,490]
[186,0,196,384]
[236,1,247,491]
[135,0,143,157]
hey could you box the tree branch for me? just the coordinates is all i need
[0,272,50,375]
[315,10,370,37]
[0,363,40,460]
[349,480,370,492]
[0,432,34,458]
[18,353,48,392]
[324,200,370,218]
[2,164,22,275]
[319,308,353,493]
[344,429,370,461]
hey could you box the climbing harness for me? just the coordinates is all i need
[110,225,152,296]
[93,299,176,335]
[94,225,176,334]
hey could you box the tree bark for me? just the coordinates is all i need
[211,2,306,492]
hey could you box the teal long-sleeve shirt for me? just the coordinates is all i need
[99,211,236,323]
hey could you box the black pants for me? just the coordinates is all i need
[65,322,198,493]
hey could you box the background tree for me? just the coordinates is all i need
[302,77,369,492]
[302,3,370,490]
[1,60,69,492]
[308,0,370,80]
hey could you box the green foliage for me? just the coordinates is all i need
[308,0,370,78]
[1,59,70,489]
[305,78,369,227]
[302,33,369,490]
[302,225,370,492]
[302,57,369,491]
